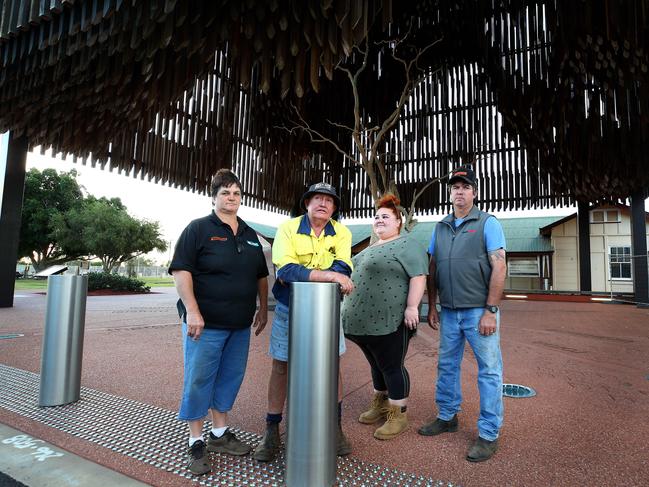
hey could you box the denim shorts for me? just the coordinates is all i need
[269,302,346,362]
[177,323,251,421]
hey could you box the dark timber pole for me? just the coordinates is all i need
[577,201,592,293]
[630,191,648,308]
[0,132,28,308]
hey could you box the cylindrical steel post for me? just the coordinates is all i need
[285,282,340,487]
[39,275,88,407]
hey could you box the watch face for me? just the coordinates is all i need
[487,305,498,313]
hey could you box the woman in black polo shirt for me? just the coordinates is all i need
[169,169,269,476]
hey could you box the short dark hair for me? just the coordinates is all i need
[211,169,242,197]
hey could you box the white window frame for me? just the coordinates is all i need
[591,209,620,223]
[608,246,632,280]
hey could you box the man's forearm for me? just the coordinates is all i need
[486,249,507,306]
[427,258,438,305]
[309,269,339,283]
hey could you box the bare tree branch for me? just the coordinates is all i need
[274,105,364,167]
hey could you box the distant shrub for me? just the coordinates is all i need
[87,272,150,293]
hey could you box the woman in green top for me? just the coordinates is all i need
[342,194,428,440]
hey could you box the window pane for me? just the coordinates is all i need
[621,263,631,278]
[611,265,621,278]
[592,211,604,222]
[606,210,618,222]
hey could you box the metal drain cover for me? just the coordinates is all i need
[503,384,536,398]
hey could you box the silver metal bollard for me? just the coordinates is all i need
[39,274,88,407]
[285,282,340,487]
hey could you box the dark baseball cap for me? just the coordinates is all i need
[301,182,341,210]
[448,165,477,187]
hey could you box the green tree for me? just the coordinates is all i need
[19,168,85,271]
[54,196,167,273]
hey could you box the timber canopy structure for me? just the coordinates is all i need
[1,0,648,306]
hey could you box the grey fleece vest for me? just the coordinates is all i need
[434,206,493,309]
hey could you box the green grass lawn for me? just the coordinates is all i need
[14,276,175,291]
[140,276,175,287]
[14,279,48,290]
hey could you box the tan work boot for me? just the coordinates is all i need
[336,423,352,456]
[373,405,409,440]
[253,422,281,462]
[358,392,389,424]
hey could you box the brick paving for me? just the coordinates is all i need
[1,289,648,486]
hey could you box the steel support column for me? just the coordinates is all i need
[0,132,28,308]
[630,191,648,307]
[577,201,591,293]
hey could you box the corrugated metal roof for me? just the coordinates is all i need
[344,223,373,246]
[346,216,565,253]
[247,222,277,240]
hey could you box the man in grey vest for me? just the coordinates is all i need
[418,165,507,462]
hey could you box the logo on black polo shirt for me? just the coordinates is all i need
[210,236,227,241]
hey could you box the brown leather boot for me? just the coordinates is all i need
[253,422,281,462]
[373,405,409,440]
[336,423,352,456]
[358,392,388,424]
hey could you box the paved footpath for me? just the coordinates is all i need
[0,423,147,487]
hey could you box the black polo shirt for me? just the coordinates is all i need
[168,212,269,329]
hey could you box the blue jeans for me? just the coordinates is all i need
[178,323,251,421]
[436,307,503,441]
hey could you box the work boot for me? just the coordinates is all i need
[336,423,352,456]
[466,437,498,462]
[186,439,210,475]
[373,405,409,440]
[207,429,251,456]
[358,392,388,424]
[253,422,281,462]
[466,436,498,462]
[417,414,458,436]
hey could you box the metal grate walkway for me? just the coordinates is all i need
[0,364,454,486]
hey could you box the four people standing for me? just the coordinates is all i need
[172,168,506,475]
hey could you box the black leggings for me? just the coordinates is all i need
[346,326,414,400]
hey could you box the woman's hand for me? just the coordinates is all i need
[186,311,205,340]
[404,306,420,330]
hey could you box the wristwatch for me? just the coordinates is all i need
[485,304,499,314]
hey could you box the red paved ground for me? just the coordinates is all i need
[1,291,648,486]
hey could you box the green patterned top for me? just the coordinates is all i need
[342,235,429,336]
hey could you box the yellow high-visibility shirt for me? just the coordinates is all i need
[273,215,353,272]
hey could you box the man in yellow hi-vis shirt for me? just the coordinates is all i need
[253,182,354,462]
